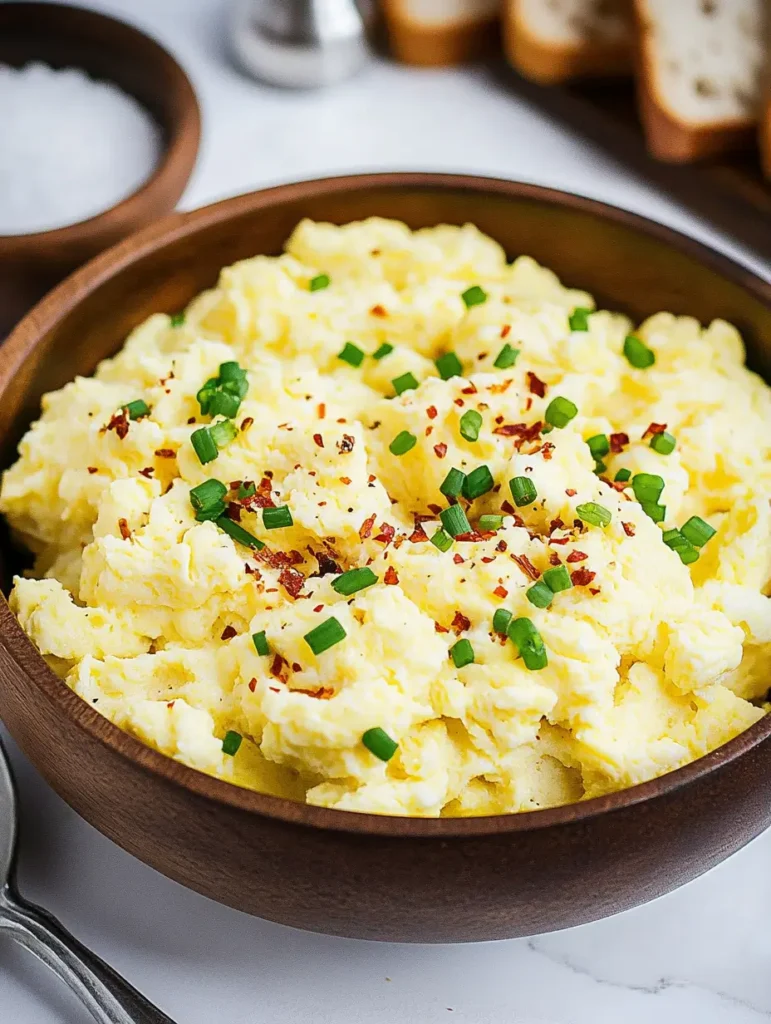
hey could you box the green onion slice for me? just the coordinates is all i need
[332,567,379,596]
[623,334,655,369]
[508,617,548,671]
[373,343,394,360]
[492,608,512,635]
[252,631,269,656]
[586,434,610,459]
[494,343,519,369]
[462,465,494,501]
[526,581,553,608]
[543,565,572,593]
[641,502,666,523]
[362,727,398,762]
[614,468,631,483]
[509,476,537,507]
[216,516,265,549]
[304,616,346,655]
[545,396,578,429]
[569,307,591,332]
[650,431,676,455]
[430,528,453,552]
[222,731,242,756]
[190,478,227,512]
[263,505,293,530]
[123,399,149,420]
[309,274,330,292]
[681,516,716,548]
[576,502,612,528]
[461,285,487,308]
[210,419,238,449]
[459,409,482,442]
[440,467,466,500]
[191,427,218,465]
[450,638,475,668]
[478,513,506,532]
[338,342,365,368]
[632,473,664,504]
[389,430,417,456]
[392,372,419,396]
[435,352,463,380]
[170,312,185,327]
[440,504,471,537]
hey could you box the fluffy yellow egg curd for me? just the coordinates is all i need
[3,218,770,817]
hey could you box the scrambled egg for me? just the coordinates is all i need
[3,218,770,817]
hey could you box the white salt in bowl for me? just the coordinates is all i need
[0,2,200,335]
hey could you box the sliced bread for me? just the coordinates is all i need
[634,0,768,163]
[382,0,500,66]
[504,0,634,85]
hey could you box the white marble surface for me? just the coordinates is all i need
[2,1,771,1021]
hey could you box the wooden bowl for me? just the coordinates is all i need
[0,2,201,336]
[1,174,770,942]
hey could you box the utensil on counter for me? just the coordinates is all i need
[230,0,375,88]
[0,2,200,337]
[0,736,176,1023]
[1,173,769,943]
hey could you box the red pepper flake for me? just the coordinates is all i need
[461,384,478,395]
[609,432,629,453]
[220,625,237,641]
[226,501,242,522]
[337,433,355,453]
[370,304,387,317]
[374,522,395,545]
[278,567,304,598]
[154,448,176,459]
[644,422,667,439]
[248,678,257,693]
[622,521,636,537]
[567,550,588,563]
[435,622,449,634]
[313,433,324,448]
[104,410,129,439]
[139,467,154,478]
[368,474,376,484]
[571,568,597,587]
[384,566,399,585]
[188,416,197,424]
[167,701,175,709]
[549,518,565,533]
[493,421,542,442]
[488,379,513,395]
[565,488,577,497]
[493,585,508,599]
[481,556,494,564]
[87,466,98,474]
[426,405,438,420]
[500,324,511,338]
[496,539,508,552]
[433,442,448,459]
[409,519,429,543]
[526,372,547,398]
[294,686,335,700]
[360,513,376,539]
[501,500,517,515]
[339,476,351,485]
[269,686,281,693]
[550,536,570,545]
[454,398,465,407]
[589,587,601,595]
[453,553,465,565]
[291,662,303,673]
[548,551,562,566]
[117,518,131,540]
[336,418,347,424]
[452,611,471,633]
[427,502,443,515]
[541,442,555,460]
[317,403,326,419]
[512,554,540,580]
[241,417,254,432]
[270,654,289,682]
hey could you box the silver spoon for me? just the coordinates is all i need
[0,735,176,1023]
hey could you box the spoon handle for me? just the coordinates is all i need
[0,885,176,1023]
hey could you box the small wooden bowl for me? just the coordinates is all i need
[0,2,200,336]
[1,174,770,942]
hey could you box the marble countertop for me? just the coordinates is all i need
[2,1,770,1021]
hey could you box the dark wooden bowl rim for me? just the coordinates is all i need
[0,1,200,251]
[2,172,770,839]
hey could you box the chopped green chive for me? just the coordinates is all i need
[262,505,293,530]
[189,478,227,513]
[252,631,269,656]
[623,334,655,369]
[195,501,226,522]
[450,638,475,668]
[209,419,237,449]
[586,434,610,460]
[576,502,612,528]
[614,468,631,483]
[430,528,453,552]
[435,352,463,380]
[440,467,466,500]
[392,372,419,396]
[493,608,512,635]
[309,274,330,292]
[237,481,257,500]
[508,617,548,671]
[216,516,265,549]
[641,502,666,523]
[545,396,578,429]
[459,409,482,441]
[663,528,699,564]
[304,616,346,656]
[219,361,247,382]
[207,389,241,419]
[461,285,487,308]
[222,731,242,756]
[509,476,537,507]
[169,312,185,327]
[372,343,394,361]
[526,581,553,608]
[389,430,417,456]
[632,473,664,504]
[650,431,676,455]
[493,342,520,369]
[478,513,506,532]
[440,504,471,537]
[543,565,572,593]
[462,465,494,501]
[569,307,591,332]
[362,727,398,762]
[594,460,607,476]
[332,567,379,596]
[123,399,149,420]
[338,342,365,368]
[681,516,716,548]
[191,426,218,465]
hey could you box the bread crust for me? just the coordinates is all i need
[633,0,758,163]
[504,0,631,84]
[382,1,499,66]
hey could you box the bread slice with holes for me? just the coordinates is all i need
[634,0,768,163]
[382,0,501,66]
[504,0,634,85]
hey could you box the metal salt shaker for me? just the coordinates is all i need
[230,0,375,89]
